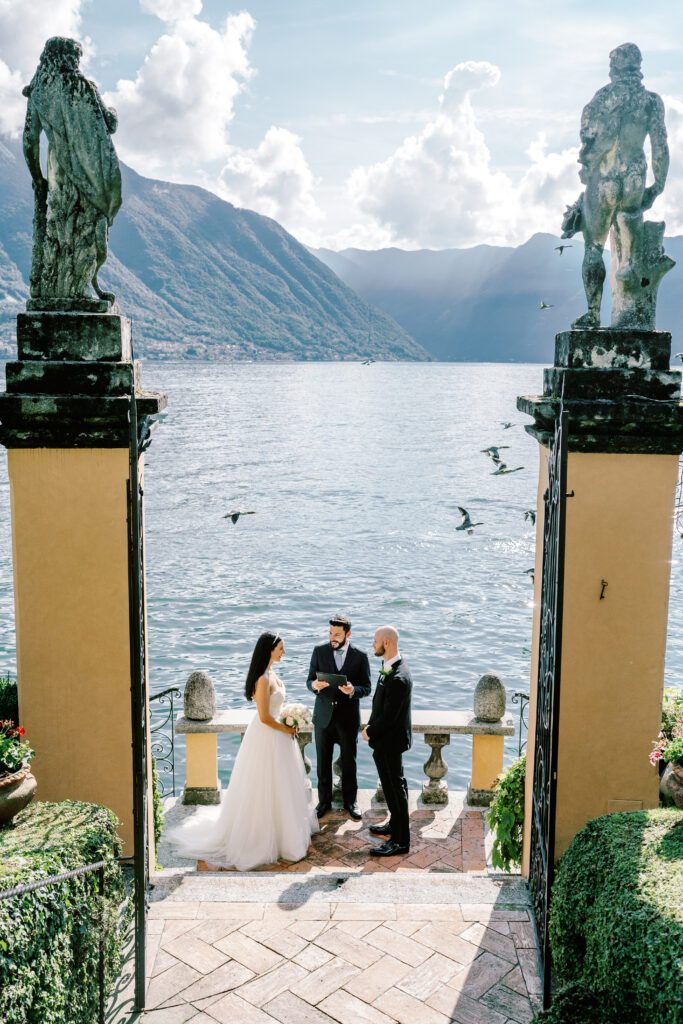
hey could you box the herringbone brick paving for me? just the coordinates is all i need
[143,897,540,1023]
[193,792,487,874]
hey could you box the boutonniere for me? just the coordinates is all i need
[379,666,393,678]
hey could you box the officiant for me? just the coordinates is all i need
[306,614,372,820]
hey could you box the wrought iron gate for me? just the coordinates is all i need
[528,408,569,1009]
[127,390,149,1013]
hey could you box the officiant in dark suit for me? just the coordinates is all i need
[306,614,371,821]
[362,625,412,856]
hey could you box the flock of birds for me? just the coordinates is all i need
[455,421,537,583]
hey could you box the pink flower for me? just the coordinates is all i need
[649,751,663,766]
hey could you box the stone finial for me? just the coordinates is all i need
[183,671,216,721]
[473,673,506,723]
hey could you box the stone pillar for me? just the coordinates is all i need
[184,733,220,805]
[0,311,165,858]
[519,328,683,866]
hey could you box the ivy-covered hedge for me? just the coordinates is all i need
[0,801,126,1024]
[535,808,683,1024]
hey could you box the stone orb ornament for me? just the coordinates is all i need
[184,670,216,721]
[473,673,506,723]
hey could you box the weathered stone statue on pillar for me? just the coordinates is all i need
[518,46,683,870]
[561,42,674,330]
[22,36,122,311]
[0,37,165,858]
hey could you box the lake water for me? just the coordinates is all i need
[0,361,681,792]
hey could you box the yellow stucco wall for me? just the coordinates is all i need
[8,447,144,856]
[553,451,677,857]
[523,447,677,869]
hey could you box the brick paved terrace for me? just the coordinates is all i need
[106,870,540,1024]
[163,790,488,875]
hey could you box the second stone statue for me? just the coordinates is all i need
[562,42,674,331]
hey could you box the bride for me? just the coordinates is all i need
[170,631,318,870]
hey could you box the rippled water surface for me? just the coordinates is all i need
[1,362,681,790]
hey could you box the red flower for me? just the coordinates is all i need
[14,727,25,736]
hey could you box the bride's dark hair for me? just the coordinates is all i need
[244,631,281,701]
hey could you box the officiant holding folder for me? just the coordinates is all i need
[306,614,371,820]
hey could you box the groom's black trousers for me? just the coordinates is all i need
[372,747,410,848]
[315,716,358,806]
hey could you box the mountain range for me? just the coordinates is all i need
[314,235,683,363]
[0,137,425,362]
[3,128,682,363]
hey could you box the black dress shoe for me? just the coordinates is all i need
[345,802,362,821]
[369,822,392,836]
[370,841,409,857]
[315,802,331,818]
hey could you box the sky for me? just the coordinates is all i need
[3,0,683,250]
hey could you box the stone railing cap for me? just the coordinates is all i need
[175,709,515,736]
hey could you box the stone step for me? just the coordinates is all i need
[150,870,529,909]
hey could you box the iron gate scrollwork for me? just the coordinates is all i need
[128,388,149,1013]
[528,408,569,1010]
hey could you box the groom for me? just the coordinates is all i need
[306,614,371,820]
[362,625,412,856]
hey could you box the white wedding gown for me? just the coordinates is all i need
[170,681,318,870]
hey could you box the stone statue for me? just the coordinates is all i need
[22,37,122,311]
[562,43,674,330]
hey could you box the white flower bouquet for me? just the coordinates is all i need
[280,702,312,730]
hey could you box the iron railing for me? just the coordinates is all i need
[150,687,182,796]
[511,690,530,756]
[0,860,109,1023]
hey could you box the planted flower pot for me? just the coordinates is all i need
[0,764,37,825]
[661,762,683,809]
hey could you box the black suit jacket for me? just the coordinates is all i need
[366,658,412,753]
[306,642,372,729]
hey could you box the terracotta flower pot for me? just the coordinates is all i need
[0,765,37,825]
[661,762,683,810]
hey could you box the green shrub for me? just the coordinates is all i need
[662,686,683,740]
[544,808,683,1024]
[487,753,526,871]
[0,675,18,724]
[0,801,126,1024]
[152,756,164,852]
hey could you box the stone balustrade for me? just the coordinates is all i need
[175,707,514,809]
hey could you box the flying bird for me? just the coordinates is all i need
[362,358,375,365]
[524,568,535,584]
[492,462,524,475]
[500,421,514,430]
[539,300,554,310]
[524,509,536,525]
[673,353,683,363]
[481,445,510,460]
[555,245,572,255]
[456,506,484,534]
[223,511,256,524]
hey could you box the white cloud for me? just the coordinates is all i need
[0,0,87,137]
[514,133,580,239]
[651,94,683,235]
[140,0,202,21]
[104,7,254,175]
[347,61,517,248]
[218,126,323,242]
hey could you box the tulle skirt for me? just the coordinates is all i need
[169,714,318,870]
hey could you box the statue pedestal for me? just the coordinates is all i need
[519,328,683,866]
[0,310,166,857]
